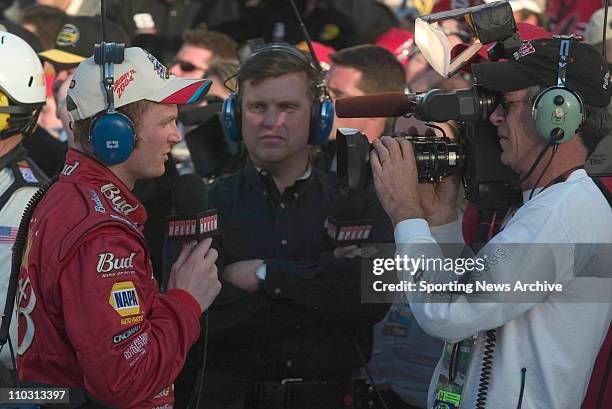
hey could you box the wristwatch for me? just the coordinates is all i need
[255,263,267,281]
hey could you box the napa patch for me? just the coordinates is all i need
[109,281,140,317]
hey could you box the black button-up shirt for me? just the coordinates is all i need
[174,162,392,404]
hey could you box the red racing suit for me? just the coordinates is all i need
[16,149,201,409]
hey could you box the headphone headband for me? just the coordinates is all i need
[247,43,317,70]
[556,37,572,87]
[221,43,334,146]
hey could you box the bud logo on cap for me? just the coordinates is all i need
[56,24,80,47]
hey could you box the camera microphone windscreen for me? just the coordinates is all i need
[335,92,413,118]
[325,193,372,245]
[168,174,219,240]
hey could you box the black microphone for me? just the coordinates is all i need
[178,97,224,126]
[325,193,372,245]
[167,174,219,241]
[336,92,413,118]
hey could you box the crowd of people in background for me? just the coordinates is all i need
[0,1,610,409]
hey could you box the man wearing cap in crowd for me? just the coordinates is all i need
[16,46,221,408]
[0,31,49,387]
[371,33,612,409]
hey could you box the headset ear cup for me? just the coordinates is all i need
[309,97,334,146]
[0,92,9,132]
[89,112,135,165]
[532,87,584,144]
[222,93,242,143]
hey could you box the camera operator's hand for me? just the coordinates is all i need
[418,174,460,226]
[371,136,425,226]
[372,137,459,227]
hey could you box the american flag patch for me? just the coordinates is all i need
[18,162,38,183]
[0,226,17,244]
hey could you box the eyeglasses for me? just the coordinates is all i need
[499,97,531,113]
[172,60,206,73]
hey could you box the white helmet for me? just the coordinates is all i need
[0,31,46,104]
[0,31,45,137]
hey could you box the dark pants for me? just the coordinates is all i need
[376,390,424,409]
[185,378,348,409]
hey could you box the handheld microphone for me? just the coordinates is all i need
[167,174,219,241]
[325,193,372,245]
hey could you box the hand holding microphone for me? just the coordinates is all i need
[167,174,221,312]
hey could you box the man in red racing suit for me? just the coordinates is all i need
[16,47,220,408]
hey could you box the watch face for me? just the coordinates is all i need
[255,263,267,280]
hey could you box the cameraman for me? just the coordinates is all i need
[371,37,612,409]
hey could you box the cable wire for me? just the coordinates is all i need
[350,334,389,409]
[475,329,497,409]
[193,311,209,409]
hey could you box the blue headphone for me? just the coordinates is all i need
[90,42,135,165]
[532,36,584,144]
[221,43,334,146]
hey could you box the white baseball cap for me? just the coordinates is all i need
[585,7,612,46]
[483,0,545,15]
[68,47,211,121]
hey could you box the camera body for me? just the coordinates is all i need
[336,86,523,210]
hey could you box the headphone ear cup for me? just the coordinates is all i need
[0,92,10,132]
[532,87,584,144]
[222,93,242,143]
[309,97,334,146]
[89,112,135,165]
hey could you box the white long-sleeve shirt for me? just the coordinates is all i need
[395,169,612,409]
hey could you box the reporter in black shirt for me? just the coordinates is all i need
[171,45,391,409]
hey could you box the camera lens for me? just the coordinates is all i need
[406,136,465,182]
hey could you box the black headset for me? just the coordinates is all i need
[221,43,334,146]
